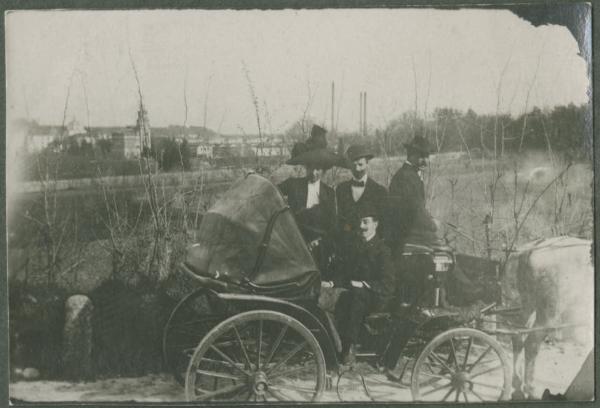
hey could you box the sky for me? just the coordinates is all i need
[6,8,590,135]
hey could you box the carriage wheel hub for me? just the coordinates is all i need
[252,371,268,394]
[452,371,471,391]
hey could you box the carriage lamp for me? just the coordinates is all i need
[433,254,453,272]
[432,253,454,307]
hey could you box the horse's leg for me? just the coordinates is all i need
[523,327,546,399]
[524,298,555,399]
[511,334,526,400]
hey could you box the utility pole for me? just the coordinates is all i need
[359,91,363,136]
[363,91,367,136]
[331,81,335,135]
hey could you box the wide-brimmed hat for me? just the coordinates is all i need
[346,144,374,162]
[403,134,432,157]
[286,125,342,170]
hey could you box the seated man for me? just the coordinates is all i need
[323,204,395,365]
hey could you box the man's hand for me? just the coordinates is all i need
[321,281,334,288]
[309,238,321,249]
[350,280,371,289]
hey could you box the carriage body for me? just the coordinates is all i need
[163,173,512,402]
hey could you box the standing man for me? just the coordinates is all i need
[279,125,342,276]
[381,133,442,380]
[386,134,438,252]
[336,144,388,243]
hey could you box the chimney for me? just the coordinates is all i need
[359,92,363,136]
[363,92,367,136]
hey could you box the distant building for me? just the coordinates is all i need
[251,145,288,157]
[136,103,152,153]
[66,118,86,136]
[111,129,140,159]
[26,123,64,152]
[196,145,213,158]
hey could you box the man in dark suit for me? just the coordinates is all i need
[336,144,388,240]
[386,134,439,253]
[323,204,395,365]
[381,134,443,380]
[278,125,342,276]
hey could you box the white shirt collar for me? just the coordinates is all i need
[352,174,368,184]
[364,231,376,242]
[307,178,320,186]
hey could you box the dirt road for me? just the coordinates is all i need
[9,342,591,403]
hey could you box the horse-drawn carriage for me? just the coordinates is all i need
[162,173,517,402]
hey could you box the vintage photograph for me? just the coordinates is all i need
[6,5,594,403]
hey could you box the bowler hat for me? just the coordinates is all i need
[286,125,343,169]
[403,134,432,157]
[357,202,380,220]
[346,144,374,162]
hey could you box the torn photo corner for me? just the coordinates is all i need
[4,2,595,404]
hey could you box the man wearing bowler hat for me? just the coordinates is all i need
[386,133,439,255]
[325,203,395,365]
[381,132,443,380]
[279,125,342,276]
[336,144,388,241]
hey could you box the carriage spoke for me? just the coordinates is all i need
[195,369,244,381]
[470,380,505,391]
[455,389,460,402]
[463,391,469,402]
[271,363,315,378]
[449,338,460,370]
[265,341,306,375]
[418,371,450,383]
[463,337,473,370]
[257,319,263,369]
[470,364,503,379]
[232,325,253,370]
[467,346,492,372]
[428,352,455,374]
[263,325,288,369]
[209,345,251,377]
[270,383,316,393]
[267,387,292,401]
[468,388,486,401]
[442,386,456,401]
[194,383,247,401]
[421,382,453,397]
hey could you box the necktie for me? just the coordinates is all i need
[351,179,365,187]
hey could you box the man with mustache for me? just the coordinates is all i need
[336,144,388,244]
[326,204,395,365]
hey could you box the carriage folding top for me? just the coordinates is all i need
[183,173,320,296]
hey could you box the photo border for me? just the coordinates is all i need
[0,1,596,407]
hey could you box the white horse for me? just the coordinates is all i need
[501,236,594,399]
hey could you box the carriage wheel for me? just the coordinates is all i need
[162,289,221,385]
[185,310,326,402]
[411,328,511,402]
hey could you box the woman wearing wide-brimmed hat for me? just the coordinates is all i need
[278,125,344,277]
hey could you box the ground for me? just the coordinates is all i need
[9,342,591,403]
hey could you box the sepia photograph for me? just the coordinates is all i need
[5,4,594,404]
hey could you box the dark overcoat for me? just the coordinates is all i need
[387,162,438,254]
[336,177,388,235]
[334,234,396,303]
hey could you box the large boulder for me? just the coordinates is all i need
[62,295,94,380]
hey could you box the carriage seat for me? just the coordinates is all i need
[402,243,453,256]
